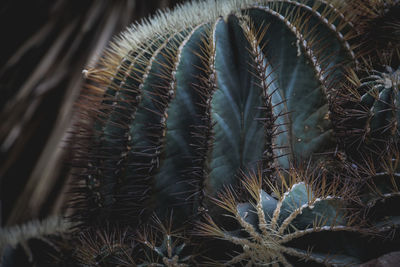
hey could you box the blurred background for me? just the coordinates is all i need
[0,0,187,227]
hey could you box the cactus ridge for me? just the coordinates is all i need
[72,0,361,228]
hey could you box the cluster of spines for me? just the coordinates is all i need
[188,24,217,214]
[343,0,400,68]
[72,216,193,266]
[239,17,278,181]
[356,147,400,239]
[74,227,134,266]
[135,216,192,266]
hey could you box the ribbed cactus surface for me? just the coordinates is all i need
[75,0,358,227]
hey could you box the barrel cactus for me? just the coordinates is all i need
[2,0,400,266]
[72,0,360,229]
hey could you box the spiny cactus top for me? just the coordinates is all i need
[74,0,360,228]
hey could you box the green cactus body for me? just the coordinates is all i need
[334,66,400,155]
[73,0,359,228]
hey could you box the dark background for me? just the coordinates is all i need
[0,0,187,227]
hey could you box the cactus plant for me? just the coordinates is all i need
[72,0,361,229]
[2,0,400,266]
[135,216,193,266]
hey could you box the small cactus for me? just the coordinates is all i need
[135,216,193,267]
